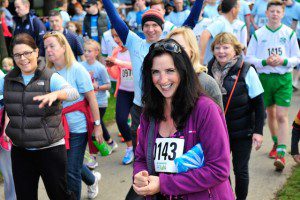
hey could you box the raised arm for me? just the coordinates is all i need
[182,0,204,29]
[102,0,129,44]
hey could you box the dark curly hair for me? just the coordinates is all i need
[142,39,203,130]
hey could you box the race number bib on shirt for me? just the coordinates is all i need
[154,138,184,173]
[257,17,268,27]
[121,68,133,81]
[91,27,98,37]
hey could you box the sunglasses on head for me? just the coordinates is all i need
[151,41,182,54]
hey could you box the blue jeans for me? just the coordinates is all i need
[0,147,16,200]
[67,133,95,200]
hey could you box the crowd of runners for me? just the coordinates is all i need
[0,0,299,199]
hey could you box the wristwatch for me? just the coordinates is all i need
[94,120,101,126]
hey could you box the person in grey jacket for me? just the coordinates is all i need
[167,27,223,109]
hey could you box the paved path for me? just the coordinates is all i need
[1,90,299,200]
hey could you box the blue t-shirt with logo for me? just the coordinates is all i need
[81,60,110,107]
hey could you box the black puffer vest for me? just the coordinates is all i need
[208,57,254,139]
[83,11,108,42]
[4,61,64,148]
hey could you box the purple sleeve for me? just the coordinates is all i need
[182,0,204,28]
[159,99,231,195]
[133,114,149,176]
[102,0,129,44]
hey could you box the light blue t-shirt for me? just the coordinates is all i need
[81,60,110,107]
[125,31,152,106]
[54,62,94,133]
[282,1,300,27]
[203,4,219,19]
[238,0,251,22]
[0,72,69,95]
[205,15,233,65]
[251,0,268,28]
[245,67,264,98]
[135,8,149,39]
[165,9,191,27]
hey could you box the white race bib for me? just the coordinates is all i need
[257,17,268,27]
[91,27,98,37]
[154,138,184,173]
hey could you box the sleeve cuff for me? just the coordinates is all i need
[262,60,267,66]
[283,59,288,66]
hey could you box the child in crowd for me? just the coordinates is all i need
[1,57,13,74]
[291,109,300,164]
[81,39,118,168]
[66,21,84,46]
[106,28,134,165]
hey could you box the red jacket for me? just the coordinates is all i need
[62,99,98,153]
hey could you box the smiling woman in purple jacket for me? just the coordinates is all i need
[133,38,234,200]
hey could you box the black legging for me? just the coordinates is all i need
[99,107,111,141]
[230,137,252,200]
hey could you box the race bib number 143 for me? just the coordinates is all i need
[154,138,184,173]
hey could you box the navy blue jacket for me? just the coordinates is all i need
[14,10,46,56]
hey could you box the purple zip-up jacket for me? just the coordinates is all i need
[133,96,234,200]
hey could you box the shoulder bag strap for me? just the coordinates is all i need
[224,61,244,115]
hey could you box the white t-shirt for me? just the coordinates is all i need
[117,50,134,92]
[232,19,247,49]
[160,20,176,39]
[101,30,118,57]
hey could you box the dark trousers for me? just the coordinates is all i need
[130,103,143,152]
[116,90,134,142]
[230,137,252,200]
[99,107,111,141]
[11,145,74,200]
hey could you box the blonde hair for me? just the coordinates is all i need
[2,57,13,68]
[43,31,76,69]
[166,27,207,73]
[83,39,101,61]
[211,32,243,56]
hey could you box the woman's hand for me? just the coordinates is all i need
[3,132,10,142]
[105,57,116,67]
[133,170,149,188]
[33,92,58,108]
[252,133,263,150]
[133,173,160,196]
[94,125,104,144]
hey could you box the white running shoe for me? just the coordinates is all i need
[108,140,118,154]
[87,171,101,199]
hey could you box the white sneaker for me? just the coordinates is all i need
[108,140,118,154]
[122,148,134,165]
[85,155,99,169]
[87,171,101,199]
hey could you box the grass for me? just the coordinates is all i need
[276,164,300,200]
[102,81,117,124]
[103,95,116,124]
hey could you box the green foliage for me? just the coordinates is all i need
[276,165,300,200]
[103,94,116,124]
